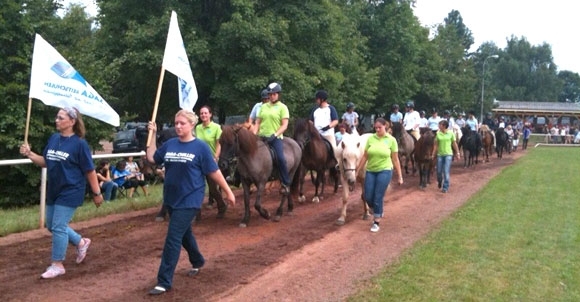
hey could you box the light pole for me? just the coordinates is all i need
[480,54,499,121]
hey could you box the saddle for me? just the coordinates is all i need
[320,137,338,166]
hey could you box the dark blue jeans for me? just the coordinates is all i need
[156,207,204,289]
[268,138,290,186]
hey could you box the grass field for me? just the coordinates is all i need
[0,185,164,237]
[350,147,580,301]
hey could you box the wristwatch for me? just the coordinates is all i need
[92,191,102,197]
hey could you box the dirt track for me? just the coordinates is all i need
[0,152,523,301]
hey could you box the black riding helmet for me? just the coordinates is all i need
[267,82,282,93]
[347,102,355,109]
[405,101,414,108]
[261,89,269,99]
[392,104,399,110]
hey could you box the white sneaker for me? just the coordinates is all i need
[41,264,65,279]
[76,238,91,264]
[370,223,380,233]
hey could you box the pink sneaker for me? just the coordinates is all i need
[40,265,65,279]
[76,238,91,264]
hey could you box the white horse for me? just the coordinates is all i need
[335,133,373,225]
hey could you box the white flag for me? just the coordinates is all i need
[163,11,198,110]
[29,34,120,127]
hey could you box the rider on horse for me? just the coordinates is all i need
[309,90,339,164]
[253,82,291,194]
[403,100,421,140]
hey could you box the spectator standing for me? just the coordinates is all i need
[19,107,103,279]
[522,124,531,149]
[146,110,235,295]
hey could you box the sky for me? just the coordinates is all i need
[413,0,579,74]
[64,0,579,74]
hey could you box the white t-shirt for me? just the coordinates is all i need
[403,110,420,131]
[427,116,441,130]
[419,117,429,128]
[342,111,359,129]
[390,112,403,123]
[312,106,338,136]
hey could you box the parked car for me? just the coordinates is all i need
[112,124,148,153]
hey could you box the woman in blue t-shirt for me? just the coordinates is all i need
[20,107,103,279]
[145,109,236,295]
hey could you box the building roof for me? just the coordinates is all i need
[492,101,580,116]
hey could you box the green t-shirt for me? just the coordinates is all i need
[365,134,398,172]
[435,130,456,156]
[195,121,222,156]
[257,101,289,137]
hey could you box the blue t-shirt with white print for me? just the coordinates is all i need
[153,137,218,209]
[43,133,95,207]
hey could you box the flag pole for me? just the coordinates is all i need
[24,98,33,145]
[147,67,166,147]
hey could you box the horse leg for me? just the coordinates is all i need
[239,181,253,228]
[253,182,270,221]
[336,177,350,225]
[331,166,340,193]
[298,166,306,203]
[313,169,323,203]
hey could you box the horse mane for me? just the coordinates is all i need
[220,124,259,155]
[480,124,490,132]
[294,118,323,142]
[415,131,434,160]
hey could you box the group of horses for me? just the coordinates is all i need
[217,119,513,228]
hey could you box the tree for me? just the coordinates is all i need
[558,70,580,103]
[492,36,562,102]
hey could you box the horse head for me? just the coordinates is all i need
[218,124,258,180]
[293,118,320,148]
[338,133,369,192]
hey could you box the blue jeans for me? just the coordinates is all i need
[437,155,453,191]
[45,204,82,261]
[268,138,290,186]
[157,207,204,289]
[101,181,118,201]
[364,170,392,218]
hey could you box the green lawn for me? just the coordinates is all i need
[350,147,580,301]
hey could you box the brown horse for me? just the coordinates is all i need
[479,125,494,162]
[414,130,435,189]
[218,124,302,227]
[293,118,338,203]
[391,122,416,175]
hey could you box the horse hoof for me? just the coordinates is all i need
[239,223,247,228]
[312,197,320,203]
[273,216,281,222]
[287,211,294,216]
[362,214,370,220]
[298,196,306,203]
[335,219,345,226]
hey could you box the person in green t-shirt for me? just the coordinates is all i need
[433,120,460,193]
[356,118,403,233]
[196,105,226,214]
[253,82,291,194]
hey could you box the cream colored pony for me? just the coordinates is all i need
[335,133,373,225]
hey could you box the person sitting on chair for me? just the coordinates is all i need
[113,160,146,198]
[96,160,118,202]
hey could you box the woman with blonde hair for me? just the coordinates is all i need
[146,109,235,295]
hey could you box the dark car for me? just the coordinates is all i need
[112,125,148,153]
